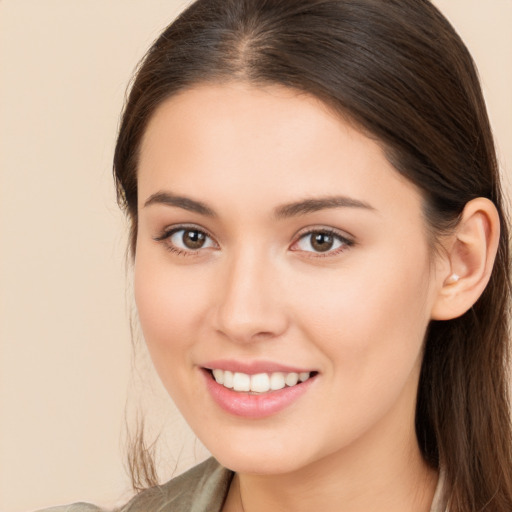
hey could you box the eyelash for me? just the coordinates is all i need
[291,228,354,257]
[153,225,217,257]
[153,225,354,258]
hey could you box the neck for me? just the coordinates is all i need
[235,450,437,512]
[224,403,438,512]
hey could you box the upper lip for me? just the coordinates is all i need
[201,359,316,375]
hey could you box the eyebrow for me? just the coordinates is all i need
[143,192,216,217]
[274,196,376,218]
[143,191,375,218]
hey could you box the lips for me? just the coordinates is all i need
[200,360,318,418]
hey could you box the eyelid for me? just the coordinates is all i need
[153,223,219,253]
[294,224,354,240]
[290,226,355,255]
[152,223,354,257]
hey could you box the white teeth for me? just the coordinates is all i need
[223,370,234,388]
[212,369,224,384]
[270,372,285,390]
[251,373,270,393]
[285,372,299,386]
[299,372,310,382]
[211,369,312,393]
[233,372,251,392]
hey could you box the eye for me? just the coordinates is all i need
[291,229,353,255]
[155,226,217,254]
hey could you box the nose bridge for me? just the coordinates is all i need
[214,244,287,343]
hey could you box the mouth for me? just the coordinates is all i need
[200,360,319,418]
[205,368,318,394]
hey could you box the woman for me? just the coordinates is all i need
[42,0,511,511]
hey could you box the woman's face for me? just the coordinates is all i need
[135,83,441,475]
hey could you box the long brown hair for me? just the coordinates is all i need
[113,1,512,509]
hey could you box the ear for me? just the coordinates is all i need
[431,197,500,321]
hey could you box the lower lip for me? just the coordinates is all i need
[201,369,317,419]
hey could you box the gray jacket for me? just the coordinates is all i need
[37,457,446,512]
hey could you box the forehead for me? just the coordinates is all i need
[137,82,422,219]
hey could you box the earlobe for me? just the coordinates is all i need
[443,273,460,286]
[431,198,500,321]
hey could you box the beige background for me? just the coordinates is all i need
[0,1,510,511]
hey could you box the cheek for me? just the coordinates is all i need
[289,249,432,445]
[133,249,211,368]
[294,243,432,381]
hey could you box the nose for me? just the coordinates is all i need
[213,247,289,344]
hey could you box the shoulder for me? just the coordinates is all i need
[120,457,233,512]
[35,505,103,512]
[36,458,233,512]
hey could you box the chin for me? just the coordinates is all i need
[216,452,302,475]
[204,435,317,475]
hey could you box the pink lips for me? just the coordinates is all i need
[203,359,313,375]
[200,360,317,419]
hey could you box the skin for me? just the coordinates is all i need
[134,83,443,512]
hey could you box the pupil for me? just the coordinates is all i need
[312,233,333,252]
[184,230,205,249]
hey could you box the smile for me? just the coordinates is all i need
[201,366,318,418]
[210,369,312,393]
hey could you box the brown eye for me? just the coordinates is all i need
[292,229,351,255]
[310,232,334,252]
[163,227,216,253]
[182,229,206,249]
